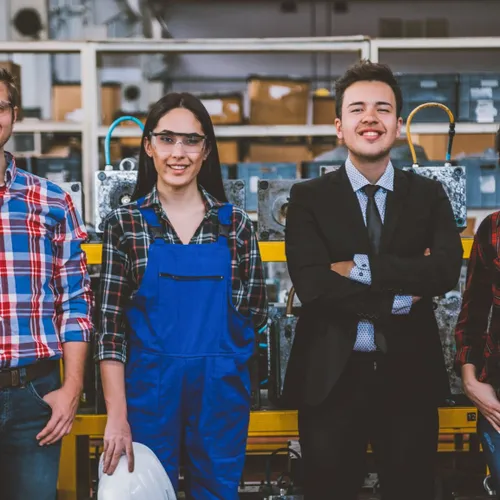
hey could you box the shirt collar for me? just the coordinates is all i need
[3,151,17,189]
[141,184,224,212]
[345,155,394,193]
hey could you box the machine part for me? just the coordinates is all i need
[259,446,304,499]
[267,287,298,407]
[94,169,138,232]
[257,179,304,241]
[105,116,145,167]
[224,179,246,212]
[94,170,246,232]
[258,167,466,239]
[484,475,496,496]
[56,181,83,219]
[434,293,464,396]
[406,102,456,163]
[403,165,467,230]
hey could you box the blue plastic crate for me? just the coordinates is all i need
[34,156,82,182]
[236,162,298,211]
[458,73,500,122]
[459,158,500,208]
[397,73,458,123]
[301,161,343,178]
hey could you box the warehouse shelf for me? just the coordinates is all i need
[94,35,370,53]
[97,122,500,139]
[0,41,85,53]
[4,37,500,224]
[13,120,84,133]
[98,124,340,138]
[370,36,500,58]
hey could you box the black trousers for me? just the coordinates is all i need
[298,352,439,500]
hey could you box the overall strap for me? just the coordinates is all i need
[137,196,164,240]
[217,203,233,242]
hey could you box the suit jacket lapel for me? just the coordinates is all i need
[330,165,371,253]
[380,168,409,252]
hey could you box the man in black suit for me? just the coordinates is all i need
[284,61,463,499]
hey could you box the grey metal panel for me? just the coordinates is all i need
[258,165,467,240]
[94,169,246,232]
[56,181,83,219]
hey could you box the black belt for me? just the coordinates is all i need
[0,359,58,389]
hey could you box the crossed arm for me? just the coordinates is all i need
[285,181,463,320]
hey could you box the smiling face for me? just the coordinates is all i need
[144,107,209,191]
[335,80,402,165]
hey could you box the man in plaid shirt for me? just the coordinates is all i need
[0,69,93,499]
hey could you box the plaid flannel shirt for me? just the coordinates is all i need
[0,152,93,368]
[455,211,500,386]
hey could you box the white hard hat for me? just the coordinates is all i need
[98,442,177,499]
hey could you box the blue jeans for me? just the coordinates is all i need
[478,413,500,498]
[0,366,62,500]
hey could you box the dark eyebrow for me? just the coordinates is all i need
[347,101,393,108]
[154,129,205,138]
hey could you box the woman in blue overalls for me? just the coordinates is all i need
[96,93,268,499]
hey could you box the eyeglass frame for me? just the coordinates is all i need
[148,130,208,154]
[0,100,13,116]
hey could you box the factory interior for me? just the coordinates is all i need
[3,0,500,498]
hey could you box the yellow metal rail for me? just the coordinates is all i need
[58,407,478,499]
[83,238,473,265]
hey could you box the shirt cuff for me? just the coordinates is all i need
[349,254,371,285]
[392,295,413,315]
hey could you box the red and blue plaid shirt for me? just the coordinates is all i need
[455,211,500,386]
[0,152,93,368]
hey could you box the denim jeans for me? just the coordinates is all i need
[478,413,500,498]
[0,366,62,500]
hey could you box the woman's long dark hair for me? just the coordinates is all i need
[132,92,228,202]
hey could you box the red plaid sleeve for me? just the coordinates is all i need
[454,215,494,374]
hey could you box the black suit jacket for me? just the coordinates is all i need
[282,165,464,407]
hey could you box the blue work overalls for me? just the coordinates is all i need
[124,200,255,499]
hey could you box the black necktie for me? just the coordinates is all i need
[363,184,382,255]
[362,184,387,353]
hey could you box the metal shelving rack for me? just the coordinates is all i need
[4,36,500,223]
[1,37,494,498]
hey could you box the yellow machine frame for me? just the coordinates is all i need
[57,238,476,498]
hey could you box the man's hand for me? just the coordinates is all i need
[36,385,81,446]
[411,249,431,303]
[102,416,134,475]
[464,380,500,432]
[330,261,355,278]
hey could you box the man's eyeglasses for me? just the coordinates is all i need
[150,131,206,154]
[0,101,12,116]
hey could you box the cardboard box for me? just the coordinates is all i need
[52,83,121,125]
[313,95,336,124]
[217,140,239,164]
[311,136,336,158]
[248,76,310,125]
[245,138,312,164]
[413,133,496,160]
[199,94,243,125]
[0,61,22,119]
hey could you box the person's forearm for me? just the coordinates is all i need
[61,341,88,395]
[100,360,128,420]
[462,363,479,390]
